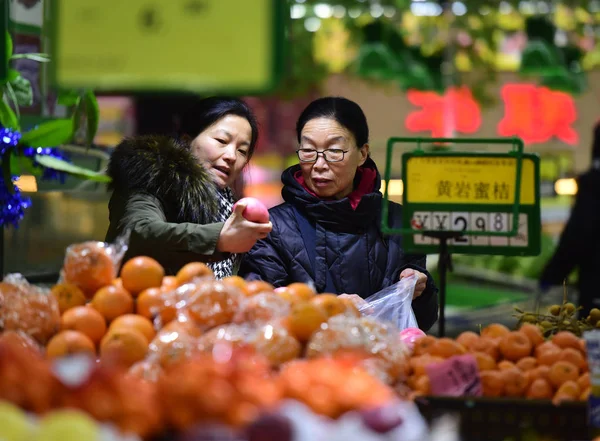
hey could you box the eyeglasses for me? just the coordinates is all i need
[296,148,349,163]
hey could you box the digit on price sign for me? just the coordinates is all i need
[470,213,490,246]
[450,212,469,246]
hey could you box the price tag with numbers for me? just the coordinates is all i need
[401,153,541,256]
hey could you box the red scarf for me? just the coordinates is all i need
[294,167,378,210]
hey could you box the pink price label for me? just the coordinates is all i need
[425,354,483,397]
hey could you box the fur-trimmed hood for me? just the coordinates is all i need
[107,135,218,222]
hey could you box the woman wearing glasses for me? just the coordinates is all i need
[239,97,438,331]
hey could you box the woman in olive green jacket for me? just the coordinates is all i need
[105,97,272,277]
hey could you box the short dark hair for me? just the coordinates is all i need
[296,97,369,147]
[178,96,259,160]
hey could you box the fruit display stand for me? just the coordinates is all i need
[0,242,595,441]
[415,396,587,441]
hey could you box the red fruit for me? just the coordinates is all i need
[233,197,270,223]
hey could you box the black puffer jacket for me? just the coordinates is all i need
[239,158,439,331]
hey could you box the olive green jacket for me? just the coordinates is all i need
[104,135,231,275]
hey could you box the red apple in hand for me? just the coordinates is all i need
[233,197,270,223]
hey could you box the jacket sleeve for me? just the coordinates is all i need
[120,192,228,261]
[540,192,589,286]
[238,219,289,287]
[401,254,439,332]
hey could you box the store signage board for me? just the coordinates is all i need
[381,138,541,257]
[48,0,284,94]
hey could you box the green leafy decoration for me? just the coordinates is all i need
[5,31,12,65]
[4,81,20,121]
[83,90,99,147]
[9,73,32,107]
[0,99,19,130]
[34,155,111,183]
[9,154,41,177]
[10,53,50,63]
[57,89,80,106]
[21,119,74,147]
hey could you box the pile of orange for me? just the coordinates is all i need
[279,355,396,419]
[41,246,365,376]
[405,323,589,404]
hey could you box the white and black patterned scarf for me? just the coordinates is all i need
[207,187,239,279]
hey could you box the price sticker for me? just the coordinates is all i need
[425,354,482,397]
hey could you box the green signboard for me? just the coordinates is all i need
[49,0,285,94]
[382,137,541,257]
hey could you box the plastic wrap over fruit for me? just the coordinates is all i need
[61,234,129,298]
[249,322,302,367]
[278,358,397,419]
[157,349,280,431]
[128,360,164,383]
[234,292,291,324]
[147,322,202,369]
[0,274,61,345]
[197,323,254,354]
[172,280,243,329]
[306,315,410,383]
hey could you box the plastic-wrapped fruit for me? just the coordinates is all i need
[0,276,61,345]
[234,293,291,324]
[158,350,278,431]
[311,294,357,318]
[183,281,243,329]
[197,324,252,354]
[149,325,201,369]
[129,360,163,382]
[278,358,395,418]
[250,323,301,367]
[286,301,328,342]
[307,315,409,382]
[0,330,44,356]
[62,241,120,298]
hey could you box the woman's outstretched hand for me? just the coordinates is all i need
[217,200,272,253]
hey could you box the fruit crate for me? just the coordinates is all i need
[415,396,588,441]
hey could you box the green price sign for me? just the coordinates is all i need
[49,0,285,94]
[382,138,541,257]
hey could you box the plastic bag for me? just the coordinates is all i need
[359,276,418,331]
[0,273,61,345]
[60,234,129,298]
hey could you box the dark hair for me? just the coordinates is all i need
[178,96,259,160]
[296,97,369,147]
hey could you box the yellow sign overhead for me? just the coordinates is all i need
[50,0,282,93]
[405,156,535,205]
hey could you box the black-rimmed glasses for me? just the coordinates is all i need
[296,148,349,163]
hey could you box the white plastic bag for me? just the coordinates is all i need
[358,276,418,330]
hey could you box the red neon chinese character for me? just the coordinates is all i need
[497,84,578,145]
[405,86,482,137]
